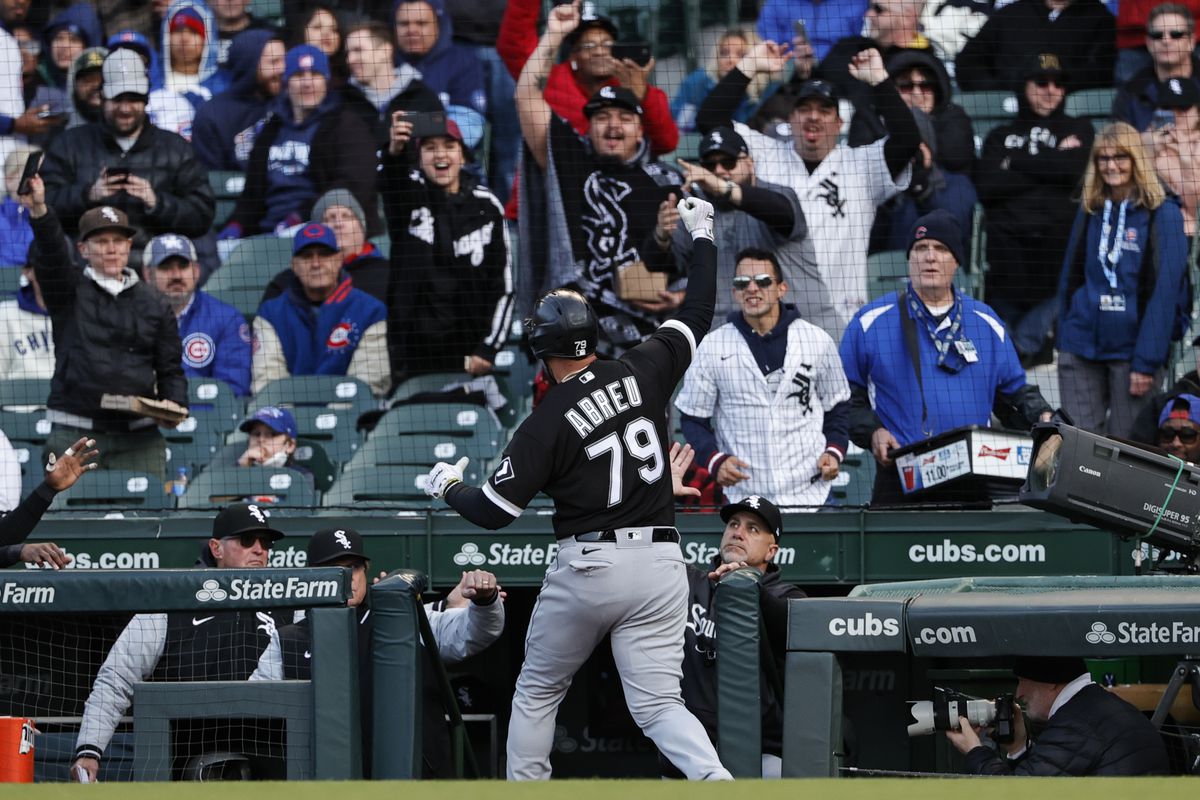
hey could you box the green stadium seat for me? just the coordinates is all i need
[830,451,876,508]
[177,466,316,508]
[372,403,503,452]
[322,465,440,509]
[369,234,390,259]
[0,267,22,297]
[184,377,246,436]
[955,90,1019,154]
[867,250,909,299]
[161,412,226,476]
[285,406,363,465]
[351,432,491,481]
[1065,87,1116,122]
[208,171,244,229]
[292,438,337,493]
[0,378,50,410]
[255,375,378,420]
[49,470,167,512]
[206,286,262,319]
[209,235,291,292]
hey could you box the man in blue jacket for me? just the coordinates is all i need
[143,233,251,396]
[252,223,390,396]
[191,29,284,171]
[840,210,1052,504]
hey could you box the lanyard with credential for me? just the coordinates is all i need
[1098,199,1128,292]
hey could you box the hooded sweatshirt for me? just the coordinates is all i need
[147,0,228,139]
[191,29,281,170]
[39,4,104,90]
[392,0,487,116]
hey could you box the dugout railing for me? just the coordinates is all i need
[0,568,439,781]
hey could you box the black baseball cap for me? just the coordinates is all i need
[583,85,643,118]
[698,126,749,160]
[1158,77,1200,109]
[564,7,618,48]
[212,501,286,542]
[720,496,783,540]
[1021,52,1066,81]
[307,527,368,566]
[794,79,839,108]
[1012,656,1088,684]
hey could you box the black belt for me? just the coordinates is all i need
[570,527,679,543]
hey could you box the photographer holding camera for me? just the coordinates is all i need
[945,656,1168,776]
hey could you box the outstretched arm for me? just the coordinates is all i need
[516,2,579,171]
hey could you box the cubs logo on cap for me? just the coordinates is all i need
[915,225,928,239]
[239,405,298,439]
[292,222,339,254]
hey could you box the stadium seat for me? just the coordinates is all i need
[207,437,337,493]
[490,347,537,428]
[1065,88,1116,129]
[831,450,876,508]
[322,464,440,509]
[867,250,909,299]
[372,403,503,453]
[369,233,390,259]
[206,286,262,319]
[208,235,291,293]
[161,413,226,477]
[0,267,21,298]
[284,406,363,465]
[49,470,167,512]
[208,171,244,229]
[184,377,246,437]
[177,466,316,508]
[255,375,378,420]
[351,431,491,479]
[0,377,50,410]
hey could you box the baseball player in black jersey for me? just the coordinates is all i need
[424,197,731,780]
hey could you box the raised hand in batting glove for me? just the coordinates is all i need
[677,197,714,242]
[425,456,469,498]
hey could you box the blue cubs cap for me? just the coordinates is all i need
[293,222,339,255]
[144,233,197,267]
[908,209,966,268]
[284,44,330,83]
[1158,393,1200,428]
[240,406,298,439]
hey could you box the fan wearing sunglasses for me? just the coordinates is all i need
[676,247,851,509]
[1154,394,1200,462]
[660,126,840,336]
[1114,4,1200,132]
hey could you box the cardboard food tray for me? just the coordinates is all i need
[100,394,188,425]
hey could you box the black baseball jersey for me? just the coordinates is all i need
[480,321,697,537]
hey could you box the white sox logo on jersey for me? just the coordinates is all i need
[409,207,435,244]
[183,332,215,368]
[580,173,638,285]
[493,457,515,484]
[787,366,814,414]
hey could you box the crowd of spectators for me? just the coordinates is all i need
[0,0,1198,510]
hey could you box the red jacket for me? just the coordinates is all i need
[497,0,678,155]
[1117,0,1200,49]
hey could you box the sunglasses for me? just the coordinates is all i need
[1148,29,1190,40]
[1032,77,1063,88]
[701,154,738,171]
[1159,426,1200,443]
[224,532,275,549]
[895,79,934,92]
[732,274,776,290]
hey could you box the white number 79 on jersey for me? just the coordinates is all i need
[584,416,664,507]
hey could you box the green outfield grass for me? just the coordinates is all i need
[4,779,1198,799]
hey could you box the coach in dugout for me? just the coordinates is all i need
[70,503,290,782]
[250,527,504,777]
[946,656,1168,775]
[660,482,805,779]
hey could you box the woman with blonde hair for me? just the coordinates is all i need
[671,28,777,131]
[1055,121,1190,438]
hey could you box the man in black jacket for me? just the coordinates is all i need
[40,49,214,268]
[23,174,187,479]
[946,656,1170,776]
[662,495,805,779]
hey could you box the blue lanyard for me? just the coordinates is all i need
[1098,199,1128,291]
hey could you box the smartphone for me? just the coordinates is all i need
[793,19,809,43]
[16,151,43,196]
[401,110,448,139]
[612,41,653,67]
[106,167,132,182]
[1152,108,1177,131]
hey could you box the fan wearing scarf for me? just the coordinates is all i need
[839,209,1053,504]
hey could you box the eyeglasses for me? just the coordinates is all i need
[224,532,275,550]
[1158,426,1200,443]
[895,79,934,92]
[1148,29,1190,40]
[576,40,614,52]
[1033,77,1063,88]
[732,274,775,290]
[701,154,738,171]
[1095,153,1132,164]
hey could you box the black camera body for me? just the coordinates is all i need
[908,686,1015,744]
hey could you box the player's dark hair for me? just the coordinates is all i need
[734,247,783,282]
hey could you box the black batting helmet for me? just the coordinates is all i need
[525,289,599,360]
